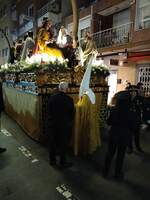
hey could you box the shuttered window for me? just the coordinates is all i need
[138,63,150,96]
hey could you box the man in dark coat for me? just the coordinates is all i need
[48,82,75,167]
[103,91,135,180]
[128,87,144,153]
[143,97,150,127]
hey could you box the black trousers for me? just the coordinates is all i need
[49,126,71,164]
[104,138,127,177]
[128,124,141,151]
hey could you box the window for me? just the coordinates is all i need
[28,5,34,17]
[68,16,91,40]
[80,27,90,39]
[90,0,97,3]
[136,0,150,30]
[113,9,130,27]
[5,27,9,36]
[2,49,5,57]
[3,6,7,16]
[5,48,8,57]
[0,6,7,18]
[1,31,3,38]
[1,48,8,57]
[112,9,131,44]
[11,10,17,21]
[82,0,97,7]
[79,16,91,39]
[138,63,150,96]
[0,9,2,18]
[19,15,24,25]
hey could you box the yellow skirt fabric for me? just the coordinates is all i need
[37,41,64,60]
[73,95,101,155]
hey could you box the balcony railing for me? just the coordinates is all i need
[92,22,133,48]
[18,21,33,36]
[37,0,61,17]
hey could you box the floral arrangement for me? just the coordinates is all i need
[0,59,69,74]
[91,60,110,77]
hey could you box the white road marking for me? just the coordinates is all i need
[31,159,39,163]
[1,129,39,164]
[56,184,79,200]
[18,146,39,163]
[1,129,12,136]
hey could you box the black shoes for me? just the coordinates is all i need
[0,147,6,153]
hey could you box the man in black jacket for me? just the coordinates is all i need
[128,87,144,153]
[48,82,75,167]
[103,91,135,180]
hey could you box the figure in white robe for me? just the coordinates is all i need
[21,32,35,61]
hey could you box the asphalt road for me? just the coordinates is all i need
[0,112,150,200]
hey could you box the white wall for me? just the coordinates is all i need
[107,71,117,104]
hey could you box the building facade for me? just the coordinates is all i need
[0,0,150,97]
[16,0,62,38]
[0,0,17,65]
[0,0,62,65]
[64,0,150,98]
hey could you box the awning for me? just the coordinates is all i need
[127,51,150,62]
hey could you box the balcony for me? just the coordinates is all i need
[92,22,132,49]
[18,21,33,37]
[37,0,61,18]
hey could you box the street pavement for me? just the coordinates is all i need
[0,112,150,200]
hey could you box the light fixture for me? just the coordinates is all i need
[119,60,123,66]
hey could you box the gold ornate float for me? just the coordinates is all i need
[1,62,109,146]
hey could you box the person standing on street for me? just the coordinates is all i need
[48,82,75,168]
[128,87,144,153]
[103,92,135,180]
